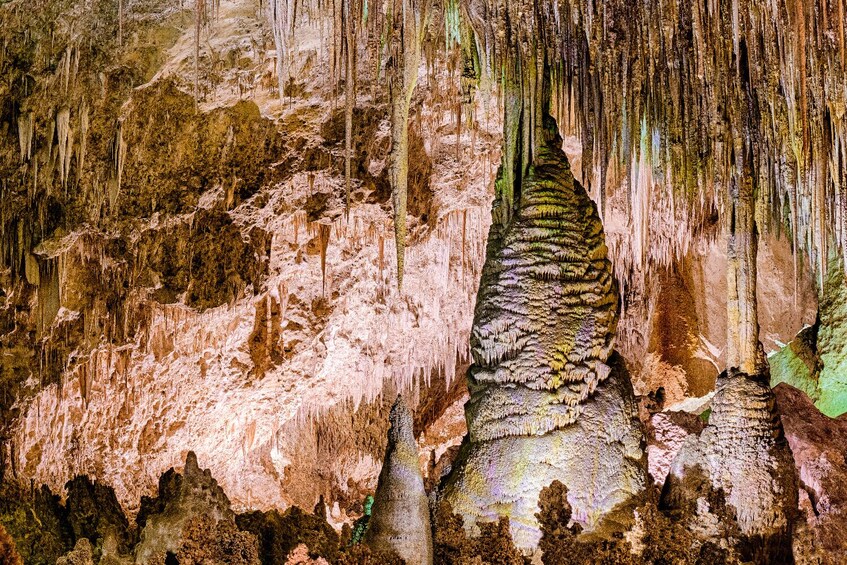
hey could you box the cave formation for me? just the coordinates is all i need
[0,0,846,563]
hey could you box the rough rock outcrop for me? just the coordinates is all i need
[646,411,704,486]
[364,397,433,564]
[664,370,797,562]
[442,139,646,549]
[774,383,847,563]
[134,452,237,564]
[56,538,95,565]
[65,476,134,561]
[0,523,23,565]
[235,506,340,564]
[0,483,73,564]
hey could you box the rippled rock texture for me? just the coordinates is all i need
[443,139,646,549]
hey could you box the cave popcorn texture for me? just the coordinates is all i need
[443,138,646,549]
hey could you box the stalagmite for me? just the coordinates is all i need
[364,396,433,564]
[438,0,647,549]
[442,124,646,549]
[664,370,798,562]
[664,82,798,559]
[134,452,237,564]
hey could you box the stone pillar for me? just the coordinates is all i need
[364,397,433,564]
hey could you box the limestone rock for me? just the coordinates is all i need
[0,483,73,565]
[235,506,340,564]
[646,411,704,486]
[57,538,95,565]
[442,139,646,549]
[664,370,797,561]
[770,325,821,404]
[284,544,330,564]
[134,452,236,564]
[772,251,847,417]
[0,523,23,565]
[814,253,847,417]
[165,517,260,565]
[465,142,619,442]
[444,356,645,550]
[774,383,847,563]
[65,476,134,561]
[364,397,433,564]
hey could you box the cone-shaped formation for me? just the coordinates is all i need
[467,138,619,441]
[665,370,797,562]
[364,396,433,564]
[443,138,646,549]
[134,452,236,564]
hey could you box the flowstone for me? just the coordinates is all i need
[442,139,646,550]
[771,250,847,417]
[364,397,433,564]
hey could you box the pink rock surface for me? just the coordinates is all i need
[775,383,847,562]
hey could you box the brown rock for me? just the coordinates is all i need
[775,383,847,563]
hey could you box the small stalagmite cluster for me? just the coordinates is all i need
[664,371,798,561]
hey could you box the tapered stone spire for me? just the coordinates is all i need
[364,396,433,564]
[442,133,647,550]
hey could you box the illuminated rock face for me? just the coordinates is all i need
[364,397,433,564]
[771,250,847,418]
[443,140,646,549]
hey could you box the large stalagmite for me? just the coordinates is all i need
[364,397,433,564]
[442,123,646,549]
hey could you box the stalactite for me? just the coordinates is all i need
[17,112,33,163]
[343,0,356,219]
[77,103,88,182]
[194,0,206,103]
[451,0,847,292]
[318,222,331,296]
[388,0,431,290]
[109,125,126,212]
[55,108,70,187]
